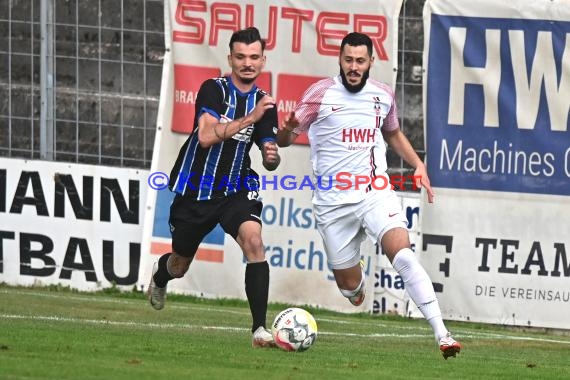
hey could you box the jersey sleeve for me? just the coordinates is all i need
[194,79,224,122]
[382,97,400,132]
[253,98,278,148]
[377,82,400,132]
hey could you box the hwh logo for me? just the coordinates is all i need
[342,128,375,143]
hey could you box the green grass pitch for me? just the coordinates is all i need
[0,284,569,379]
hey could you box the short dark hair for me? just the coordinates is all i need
[229,27,266,52]
[340,32,373,57]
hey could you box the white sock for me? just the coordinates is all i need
[391,248,448,341]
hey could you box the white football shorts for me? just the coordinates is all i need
[313,189,408,270]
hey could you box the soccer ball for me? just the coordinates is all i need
[271,307,317,352]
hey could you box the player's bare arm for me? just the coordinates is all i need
[198,95,276,148]
[276,111,300,147]
[382,128,435,203]
[262,141,280,171]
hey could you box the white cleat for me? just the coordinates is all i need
[147,262,166,310]
[348,286,366,306]
[251,326,276,348]
[439,332,461,359]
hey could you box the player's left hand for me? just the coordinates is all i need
[263,141,279,161]
[262,141,280,170]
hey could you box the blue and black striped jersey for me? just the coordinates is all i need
[169,76,277,200]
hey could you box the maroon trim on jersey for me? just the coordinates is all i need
[366,146,379,193]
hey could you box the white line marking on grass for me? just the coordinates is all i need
[4,290,570,344]
[2,313,570,345]
[0,313,249,333]
[0,313,436,339]
[0,289,250,315]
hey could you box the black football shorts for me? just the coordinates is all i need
[168,191,263,257]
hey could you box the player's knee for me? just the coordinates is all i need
[242,234,264,254]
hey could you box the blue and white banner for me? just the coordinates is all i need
[426,7,569,196]
[421,0,570,329]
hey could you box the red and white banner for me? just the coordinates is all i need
[139,0,404,313]
[166,0,402,142]
[421,0,570,329]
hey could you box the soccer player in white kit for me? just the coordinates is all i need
[277,32,461,359]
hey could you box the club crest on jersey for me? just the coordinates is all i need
[373,96,382,116]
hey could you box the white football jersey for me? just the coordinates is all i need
[293,75,400,205]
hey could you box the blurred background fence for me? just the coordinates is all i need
[0,0,424,174]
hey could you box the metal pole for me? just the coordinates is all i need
[40,0,54,160]
[8,0,12,155]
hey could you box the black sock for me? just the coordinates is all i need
[153,252,174,288]
[245,261,270,333]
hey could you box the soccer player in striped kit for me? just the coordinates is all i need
[148,27,280,348]
[277,32,461,359]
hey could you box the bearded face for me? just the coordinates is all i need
[338,44,373,93]
[339,65,371,93]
